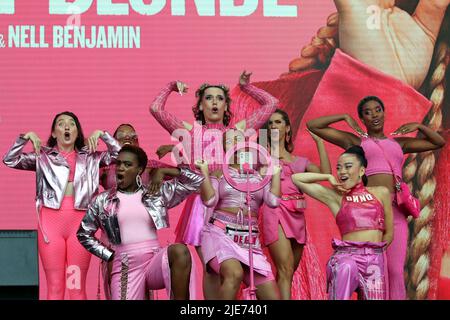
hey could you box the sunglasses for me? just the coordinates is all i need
[116,133,138,140]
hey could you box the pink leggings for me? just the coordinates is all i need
[37,196,92,300]
[110,240,197,300]
[208,257,275,287]
[385,200,408,300]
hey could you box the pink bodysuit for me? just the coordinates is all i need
[39,149,90,300]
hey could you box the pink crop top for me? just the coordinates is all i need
[59,150,76,182]
[336,183,385,236]
[116,189,158,244]
[203,167,280,213]
[360,137,404,177]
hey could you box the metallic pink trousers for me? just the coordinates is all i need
[326,239,387,300]
[110,239,197,300]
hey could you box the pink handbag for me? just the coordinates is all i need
[394,177,421,219]
[373,140,421,219]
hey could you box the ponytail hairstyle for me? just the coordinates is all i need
[342,145,368,186]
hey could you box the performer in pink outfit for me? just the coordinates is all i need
[3,111,121,300]
[194,129,282,300]
[77,145,204,300]
[260,109,330,300]
[98,123,172,300]
[292,146,394,300]
[101,123,172,190]
[149,71,278,299]
[307,96,445,299]
[229,1,449,299]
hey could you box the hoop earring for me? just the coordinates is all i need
[136,175,143,188]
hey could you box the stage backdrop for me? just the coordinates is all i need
[0,1,448,300]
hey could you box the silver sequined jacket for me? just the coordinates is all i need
[3,132,121,211]
[77,168,204,261]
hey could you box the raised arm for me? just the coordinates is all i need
[149,82,191,134]
[96,131,121,167]
[234,71,279,131]
[306,130,332,174]
[414,0,449,39]
[392,122,446,153]
[161,167,204,209]
[306,114,362,149]
[291,172,342,216]
[3,133,40,171]
[194,160,218,206]
[77,196,114,262]
[240,84,279,130]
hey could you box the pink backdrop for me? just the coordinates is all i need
[0,1,336,299]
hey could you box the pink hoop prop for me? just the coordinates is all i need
[222,141,273,300]
[222,141,273,192]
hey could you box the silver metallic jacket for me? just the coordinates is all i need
[77,168,204,261]
[3,132,121,210]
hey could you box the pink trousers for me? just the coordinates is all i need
[110,239,197,300]
[385,198,408,300]
[38,196,92,300]
[326,239,387,300]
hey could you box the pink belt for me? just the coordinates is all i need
[211,210,258,226]
[209,211,261,250]
[335,246,385,255]
[281,193,306,209]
